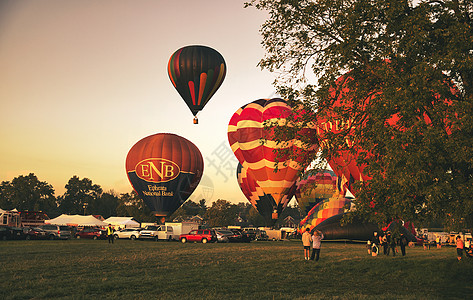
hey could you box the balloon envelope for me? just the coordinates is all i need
[236,163,294,225]
[317,71,458,196]
[295,170,343,216]
[126,133,203,217]
[228,98,316,219]
[298,195,352,233]
[313,213,378,241]
[168,45,226,117]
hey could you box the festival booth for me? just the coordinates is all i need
[45,214,108,227]
[104,217,140,229]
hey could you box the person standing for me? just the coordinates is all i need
[399,233,408,256]
[456,235,464,261]
[372,232,379,249]
[310,230,324,261]
[107,224,115,244]
[302,228,312,260]
[386,231,397,256]
[386,231,392,255]
[382,232,388,255]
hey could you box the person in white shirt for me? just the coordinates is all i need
[310,230,324,261]
[302,228,312,260]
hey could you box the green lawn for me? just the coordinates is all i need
[0,239,471,299]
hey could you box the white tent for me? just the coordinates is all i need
[104,217,140,229]
[46,214,108,226]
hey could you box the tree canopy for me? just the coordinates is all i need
[247,0,473,230]
[0,173,56,213]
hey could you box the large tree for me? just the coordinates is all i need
[247,0,473,230]
[116,191,155,223]
[204,199,240,227]
[0,173,57,214]
[58,176,102,215]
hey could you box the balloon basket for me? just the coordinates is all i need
[193,117,198,124]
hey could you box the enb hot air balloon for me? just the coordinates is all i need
[228,98,317,220]
[168,45,226,124]
[126,133,203,222]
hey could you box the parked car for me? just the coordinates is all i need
[75,227,106,240]
[39,224,72,240]
[25,227,48,240]
[180,229,216,243]
[113,228,143,240]
[243,228,268,241]
[0,226,27,240]
[256,230,269,241]
[231,229,251,243]
[215,229,234,243]
[139,225,173,241]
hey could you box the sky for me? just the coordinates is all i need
[0,0,282,204]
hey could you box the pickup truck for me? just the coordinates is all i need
[139,225,173,241]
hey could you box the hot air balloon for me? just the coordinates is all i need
[312,213,378,241]
[295,170,342,216]
[168,45,226,124]
[298,196,352,233]
[316,71,458,196]
[126,133,203,222]
[236,163,295,225]
[228,98,316,220]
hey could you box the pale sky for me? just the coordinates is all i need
[0,0,281,204]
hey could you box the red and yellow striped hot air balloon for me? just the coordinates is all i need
[228,98,316,220]
[168,45,226,124]
[236,163,295,225]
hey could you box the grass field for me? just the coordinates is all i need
[0,239,472,299]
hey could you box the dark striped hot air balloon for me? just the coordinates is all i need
[236,163,294,225]
[228,98,317,220]
[168,45,226,124]
[125,133,203,222]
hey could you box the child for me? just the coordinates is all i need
[302,228,312,260]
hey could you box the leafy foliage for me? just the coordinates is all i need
[57,176,103,215]
[0,173,56,213]
[116,191,155,223]
[247,0,473,230]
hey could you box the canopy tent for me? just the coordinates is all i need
[45,214,108,227]
[104,217,140,229]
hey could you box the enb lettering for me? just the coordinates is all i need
[135,158,180,183]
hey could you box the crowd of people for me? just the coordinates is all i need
[364,231,472,260]
[366,231,409,257]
